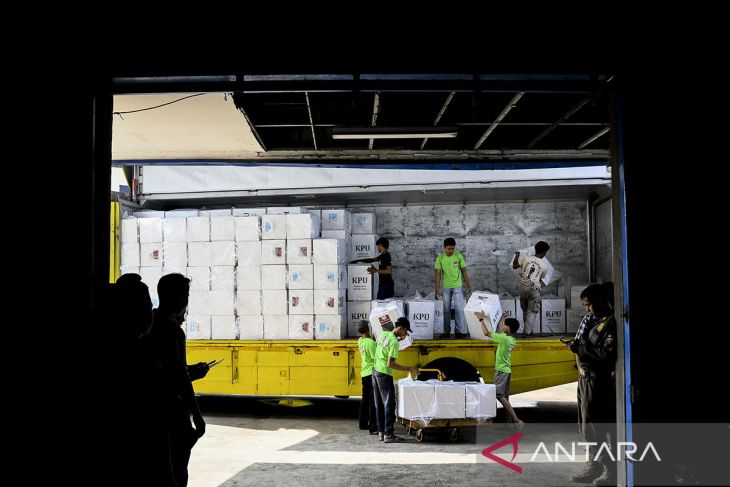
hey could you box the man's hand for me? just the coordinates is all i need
[475,311,485,320]
[193,414,206,438]
[367,266,376,274]
[465,283,472,294]
[514,251,520,256]
[188,361,210,381]
[434,289,441,300]
[409,367,419,377]
[569,340,580,353]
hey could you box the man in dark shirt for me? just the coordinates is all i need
[145,273,207,487]
[351,237,394,299]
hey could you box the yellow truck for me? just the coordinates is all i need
[110,197,579,396]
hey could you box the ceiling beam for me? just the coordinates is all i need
[422,91,456,150]
[527,96,592,149]
[304,92,318,150]
[578,127,610,149]
[369,93,381,150]
[474,92,525,149]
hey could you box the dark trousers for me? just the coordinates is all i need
[169,415,197,487]
[359,375,377,431]
[578,371,616,463]
[372,370,396,437]
[377,281,395,300]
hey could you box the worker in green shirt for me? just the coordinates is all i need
[475,311,524,430]
[434,237,473,338]
[372,317,419,443]
[357,321,378,434]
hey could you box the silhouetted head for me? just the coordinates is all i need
[535,241,550,257]
[115,274,153,339]
[157,273,191,322]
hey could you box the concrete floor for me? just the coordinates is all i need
[190,382,593,487]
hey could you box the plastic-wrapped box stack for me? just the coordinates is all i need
[346,212,377,337]
[313,213,348,339]
[396,379,496,421]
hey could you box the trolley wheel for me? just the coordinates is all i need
[448,427,459,442]
[416,429,425,442]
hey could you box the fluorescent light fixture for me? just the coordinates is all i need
[332,127,457,140]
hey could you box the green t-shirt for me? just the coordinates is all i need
[358,336,377,377]
[374,330,400,376]
[491,332,517,373]
[434,251,467,289]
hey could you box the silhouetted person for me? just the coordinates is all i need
[97,274,174,485]
[145,273,206,487]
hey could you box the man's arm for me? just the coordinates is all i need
[512,252,521,269]
[176,333,206,437]
[475,311,492,337]
[387,356,419,376]
[370,264,392,275]
[461,267,472,293]
[434,269,442,299]
[351,257,378,264]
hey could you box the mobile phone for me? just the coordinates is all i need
[207,359,224,368]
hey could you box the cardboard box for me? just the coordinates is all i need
[187,290,209,315]
[121,218,138,243]
[397,380,436,419]
[321,209,351,232]
[347,265,373,301]
[288,264,314,290]
[286,239,313,264]
[199,209,232,216]
[347,301,371,337]
[234,216,260,241]
[406,299,436,340]
[369,302,400,341]
[464,292,504,340]
[210,240,236,265]
[465,383,497,419]
[185,315,211,340]
[209,290,235,316]
[434,383,466,419]
[567,309,585,334]
[541,298,566,334]
[187,266,211,291]
[164,209,199,219]
[351,234,377,260]
[210,216,235,241]
[371,299,405,318]
[570,286,586,309]
[289,314,314,340]
[187,242,211,267]
[237,290,262,316]
[351,213,376,235]
[314,313,347,340]
[433,298,445,335]
[138,218,163,243]
[163,242,187,269]
[263,315,289,339]
[262,289,288,315]
[266,206,301,215]
[121,242,140,269]
[236,266,262,291]
[289,290,314,315]
[236,241,261,267]
[262,265,287,290]
[232,208,266,217]
[261,215,287,240]
[313,239,347,265]
[133,210,166,219]
[162,218,186,242]
[140,243,164,267]
[238,315,264,340]
[139,267,163,296]
[261,240,286,265]
[314,289,346,315]
[211,315,237,340]
[321,230,350,240]
[286,213,321,239]
[210,266,235,291]
[313,264,347,289]
[186,217,210,242]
